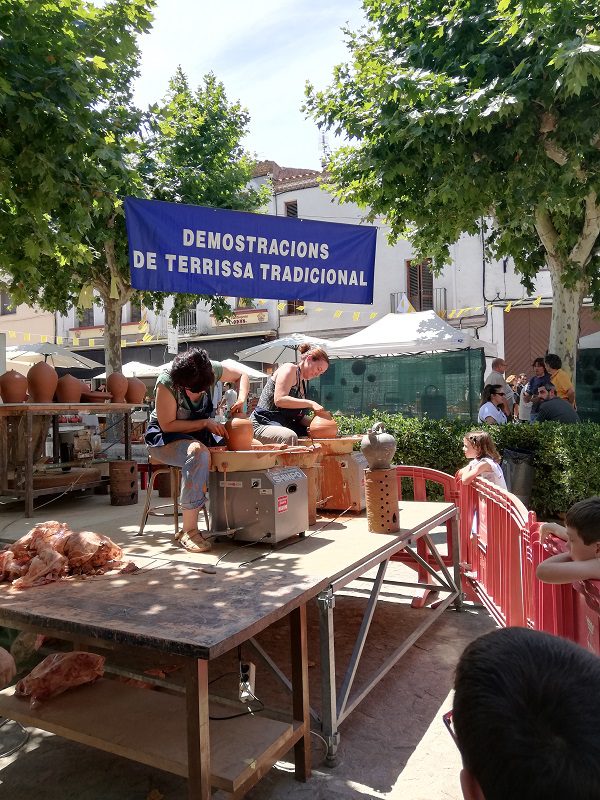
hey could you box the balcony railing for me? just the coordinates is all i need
[390,288,447,316]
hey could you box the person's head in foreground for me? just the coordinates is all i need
[565,496,600,561]
[450,627,600,800]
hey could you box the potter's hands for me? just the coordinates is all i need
[0,648,16,688]
[311,403,332,419]
[229,399,244,414]
[204,419,228,438]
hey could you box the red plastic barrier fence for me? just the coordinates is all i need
[458,476,536,628]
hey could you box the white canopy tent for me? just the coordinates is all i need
[94,361,162,380]
[579,331,600,349]
[326,310,497,358]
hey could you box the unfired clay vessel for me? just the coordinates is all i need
[56,373,83,403]
[125,376,146,404]
[309,414,338,439]
[107,372,128,403]
[360,421,397,469]
[226,414,254,451]
[0,370,28,403]
[27,361,58,403]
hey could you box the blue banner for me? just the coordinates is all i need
[125,198,376,304]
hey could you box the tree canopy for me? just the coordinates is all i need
[0,1,268,371]
[306,0,600,372]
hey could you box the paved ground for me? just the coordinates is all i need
[0,492,494,800]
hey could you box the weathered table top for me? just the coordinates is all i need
[0,561,330,660]
[0,501,456,661]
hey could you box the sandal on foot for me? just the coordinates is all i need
[175,529,212,553]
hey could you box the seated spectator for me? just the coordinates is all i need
[477,385,508,425]
[536,496,600,583]
[535,383,579,423]
[450,627,600,800]
[544,353,575,405]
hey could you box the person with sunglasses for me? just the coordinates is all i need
[444,627,600,800]
[477,384,508,425]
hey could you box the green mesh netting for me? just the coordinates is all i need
[576,350,600,422]
[310,349,485,420]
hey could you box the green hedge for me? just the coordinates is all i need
[336,413,600,518]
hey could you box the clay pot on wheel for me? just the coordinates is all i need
[126,376,146,405]
[27,361,58,403]
[107,372,128,403]
[56,373,82,403]
[0,370,28,403]
[225,414,254,451]
[309,415,338,439]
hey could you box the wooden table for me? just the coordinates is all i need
[0,403,136,516]
[0,559,324,798]
[235,501,461,762]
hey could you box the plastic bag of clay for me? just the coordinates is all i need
[0,647,16,688]
[64,531,122,572]
[12,548,68,590]
[15,652,105,709]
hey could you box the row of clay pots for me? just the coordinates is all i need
[0,364,147,404]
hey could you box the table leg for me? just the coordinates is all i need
[25,411,34,518]
[52,416,60,463]
[317,587,339,764]
[0,417,7,494]
[290,604,311,782]
[185,658,211,800]
[451,516,463,612]
[124,412,131,460]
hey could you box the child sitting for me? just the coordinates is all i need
[536,497,600,584]
[457,430,507,489]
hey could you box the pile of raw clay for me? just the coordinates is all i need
[0,521,124,589]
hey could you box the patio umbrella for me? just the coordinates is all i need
[6,343,104,370]
[157,359,268,379]
[234,333,336,365]
[94,361,162,380]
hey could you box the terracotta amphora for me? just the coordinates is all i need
[125,376,146,405]
[56,373,83,403]
[27,361,58,403]
[309,414,338,439]
[107,372,128,403]
[0,370,28,403]
[225,414,254,451]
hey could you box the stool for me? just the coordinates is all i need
[138,458,209,536]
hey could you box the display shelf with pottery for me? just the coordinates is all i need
[298,435,361,455]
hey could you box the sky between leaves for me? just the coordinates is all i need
[133,0,365,171]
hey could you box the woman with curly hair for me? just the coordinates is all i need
[145,348,249,552]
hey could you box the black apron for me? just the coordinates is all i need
[252,368,309,437]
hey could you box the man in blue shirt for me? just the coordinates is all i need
[523,357,550,422]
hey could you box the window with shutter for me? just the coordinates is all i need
[406,259,434,311]
[285,200,302,312]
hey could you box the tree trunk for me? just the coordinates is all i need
[547,257,586,381]
[103,296,124,375]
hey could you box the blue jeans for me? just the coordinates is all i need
[149,439,209,510]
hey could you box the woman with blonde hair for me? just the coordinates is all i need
[251,343,332,445]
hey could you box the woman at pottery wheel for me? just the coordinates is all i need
[145,348,249,552]
[251,343,331,445]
